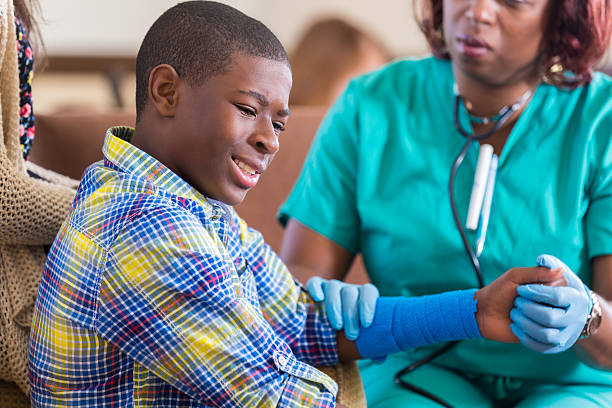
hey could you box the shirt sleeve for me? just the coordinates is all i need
[278,81,361,254]
[585,85,612,259]
[97,205,336,408]
[237,214,339,367]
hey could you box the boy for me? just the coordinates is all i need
[28,2,564,407]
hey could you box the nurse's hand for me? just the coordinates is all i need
[510,254,592,354]
[306,277,379,341]
[475,265,566,343]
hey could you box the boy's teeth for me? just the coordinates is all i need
[234,158,257,175]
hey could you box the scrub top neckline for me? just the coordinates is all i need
[451,79,548,169]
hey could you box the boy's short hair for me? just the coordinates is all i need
[135,1,289,121]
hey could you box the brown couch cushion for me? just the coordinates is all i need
[234,108,368,283]
[235,106,324,251]
[30,110,136,180]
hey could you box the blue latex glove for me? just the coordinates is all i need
[510,254,592,354]
[306,277,379,341]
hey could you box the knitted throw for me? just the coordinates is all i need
[0,0,76,400]
[319,362,366,408]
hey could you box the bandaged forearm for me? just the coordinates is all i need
[355,289,481,358]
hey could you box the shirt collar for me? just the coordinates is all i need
[102,126,216,213]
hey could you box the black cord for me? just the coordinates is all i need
[392,95,520,407]
[394,342,458,408]
[448,137,484,288]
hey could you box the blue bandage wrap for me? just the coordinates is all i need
[355,289,481,359]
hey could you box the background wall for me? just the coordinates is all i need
[35,0,432,112]
[33,0,611,113]
[38,0,429,58]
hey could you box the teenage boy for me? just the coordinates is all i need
[28,2,564,407]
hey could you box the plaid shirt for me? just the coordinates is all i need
[29,127,338,407]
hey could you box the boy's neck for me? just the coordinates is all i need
[131,119,178,179]
[131,121,232,210]
[131,121,150,152]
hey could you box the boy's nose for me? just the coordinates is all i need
[249,125,279,154]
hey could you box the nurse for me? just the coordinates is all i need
[279,0,612,406]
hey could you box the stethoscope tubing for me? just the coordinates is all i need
[450,93,517,287]
[449,135,484,287]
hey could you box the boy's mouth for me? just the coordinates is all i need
[232,157,261,176]
[231,156,263,189]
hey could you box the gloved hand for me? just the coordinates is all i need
[510,254,592,353]
[306,277,379,341]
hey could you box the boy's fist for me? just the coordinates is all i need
[475,266,566,343]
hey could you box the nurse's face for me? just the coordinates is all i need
[443,0,550,86]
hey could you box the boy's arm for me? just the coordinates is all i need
[318,267,567,361]
[98,206,337,408]
[238,217,345,366]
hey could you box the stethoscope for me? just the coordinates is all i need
[449,84,532,287]
[393,85,533,408]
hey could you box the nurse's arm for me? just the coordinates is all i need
[281,218,354,284]
[575,254,612,370]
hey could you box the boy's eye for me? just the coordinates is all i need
[236,104,256,117]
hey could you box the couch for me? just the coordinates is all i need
[28,106,368,407]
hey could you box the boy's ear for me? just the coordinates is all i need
[148,64,181,117]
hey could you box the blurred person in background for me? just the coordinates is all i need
[289,17,390,107]
[0,0,76,403]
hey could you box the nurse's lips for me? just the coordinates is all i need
[457,34,490,58]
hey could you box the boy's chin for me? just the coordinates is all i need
[214,189,249,207]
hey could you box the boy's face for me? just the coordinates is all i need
[171,54,291,206]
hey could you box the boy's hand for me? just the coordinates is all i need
[475,266,566,343]
[307,277,379,341]
[510,254,592,353]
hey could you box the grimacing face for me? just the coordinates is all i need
[443,0,550,86]
[170,54,292,206]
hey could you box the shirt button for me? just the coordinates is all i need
[278,355,287,367]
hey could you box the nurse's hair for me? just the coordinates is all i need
[415,0,612,88]
[135,1,289,121]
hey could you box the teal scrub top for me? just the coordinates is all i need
[279,57,612,385]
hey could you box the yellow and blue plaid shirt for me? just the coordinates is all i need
[29,127,338,407]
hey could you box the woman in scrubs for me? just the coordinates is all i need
[279,0,612,406]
